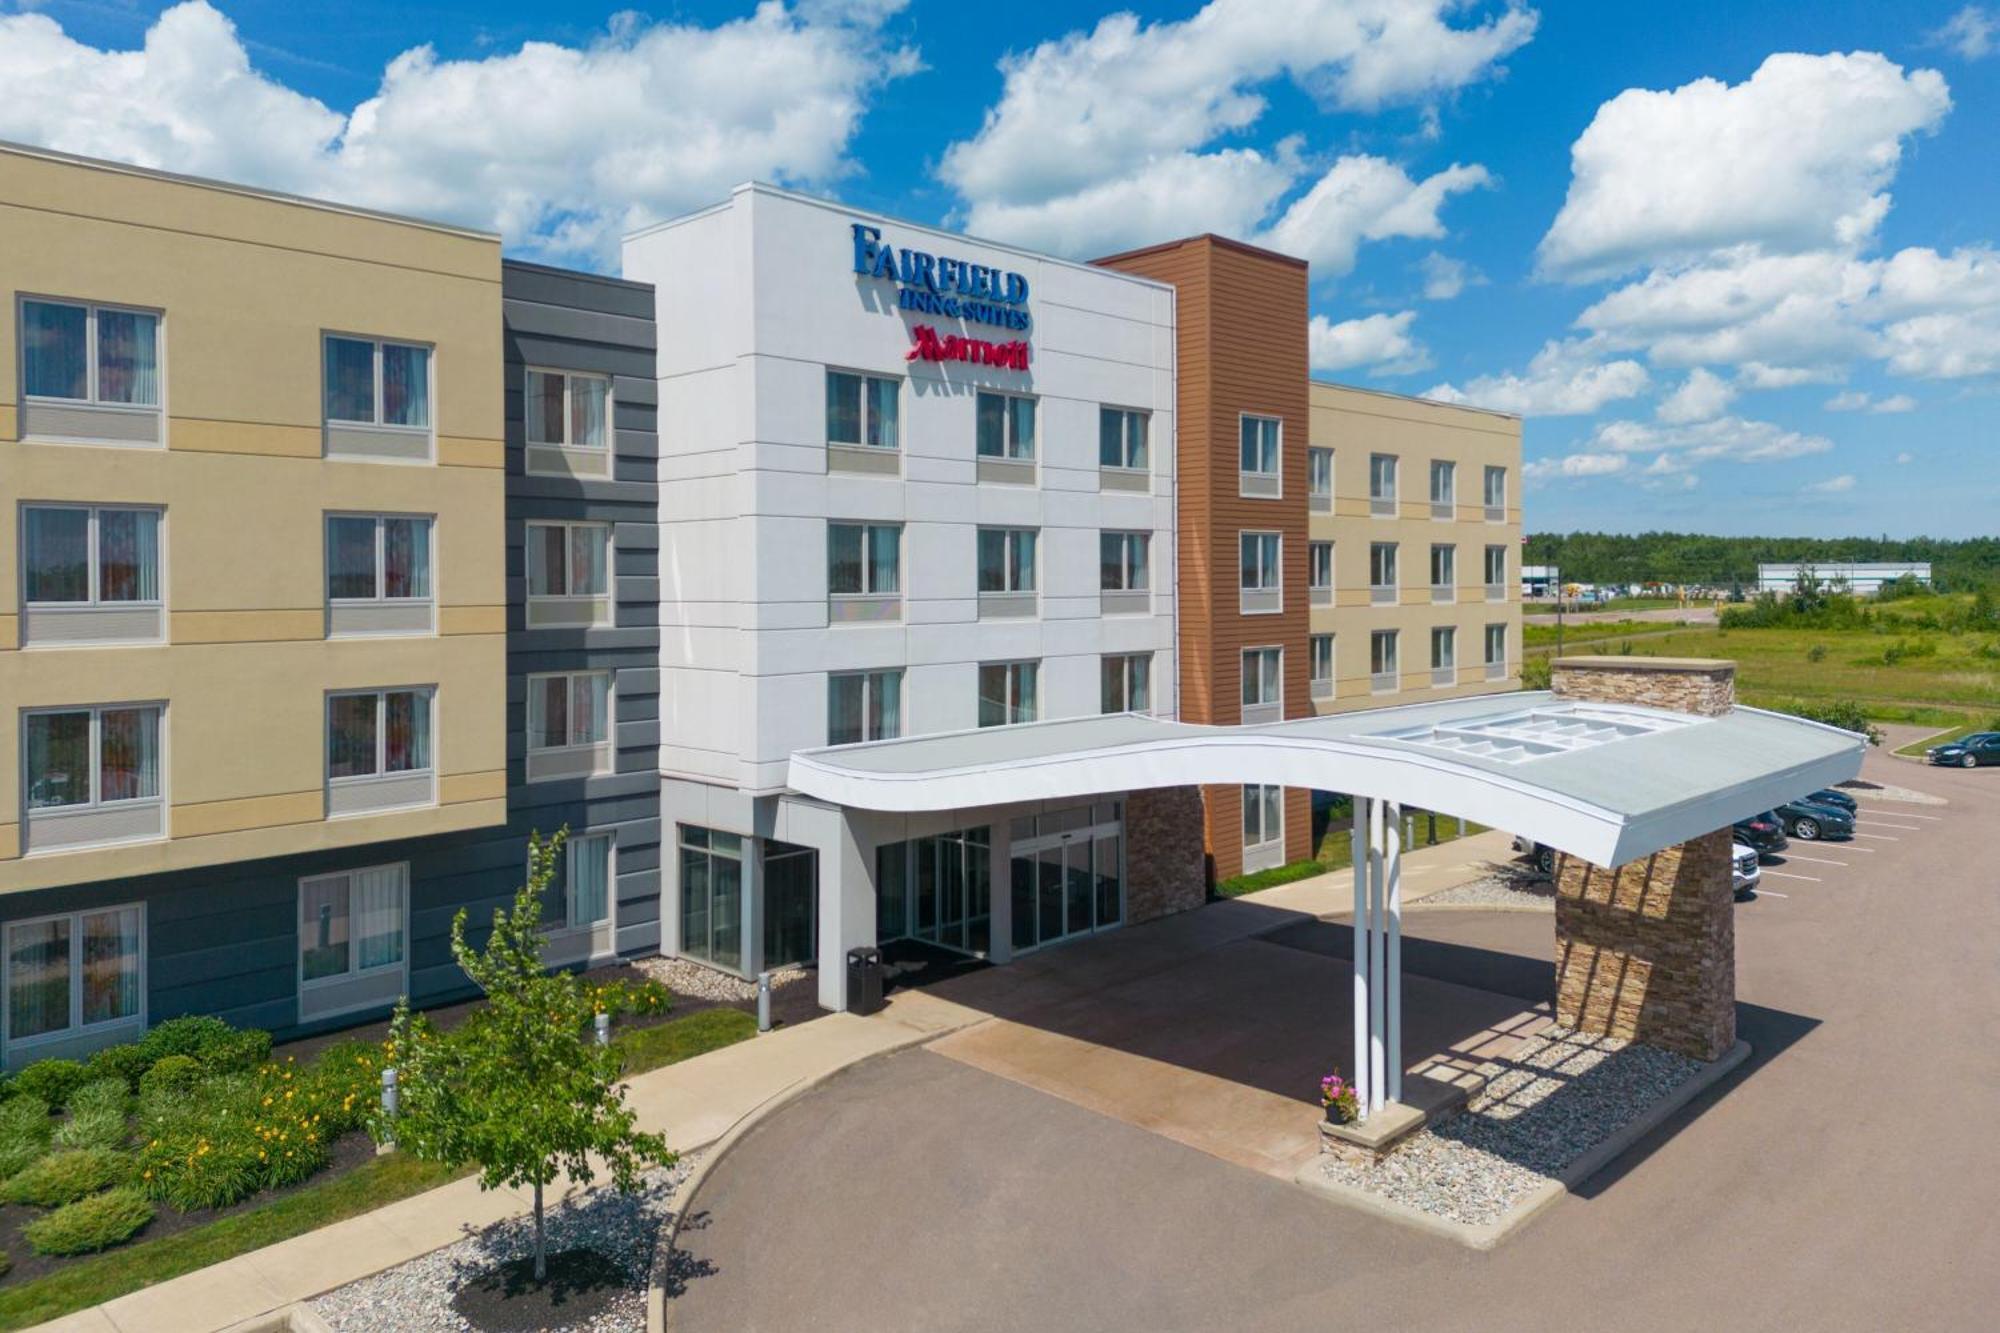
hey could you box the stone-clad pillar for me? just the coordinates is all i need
[1124,786,1208,924]
[1548,657,1738,1061]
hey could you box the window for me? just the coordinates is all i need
[4,905,142,1049]
[1240,532,1281,592]
[1432,626,1457,685]
[978,661,1039,727]
[1100,407,1149,470]
[299,865,407,987]
[554,833,613,932]
[22,300,160,407]
[1304,544,1336,592]
[1430,459,1456,508]
[829,670,903,745]
[1430,543,1456,599]
[1242,784,1282,850]
[1485,544,1508,596]
[827,370,900,450]
[1099,532,1151,592]
[326,689,433,814]
[1240,414,1281,478]
[679,826,746,973]
[1485,623,1508,678]
[1101,654,1152,714]
[22,505,162,607]
[828,523,901,596]
[1369,453,1398,512]
[525,369,610,451]
[1484,465,1507,516]
[323,335,430,429]
[1370,629,1399,691]
[977,528,1038,593]
[326,515,432,628]
[1308,447,1333,501]
[1242,646,1282,712]
[525,522,611,627]
[976,392,1035,460]
[1369,542,1398,602]
[24,705,161,814]
[527,671,611,770]
[1310,634,1334,696]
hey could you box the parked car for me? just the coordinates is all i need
[1512,836,1558,876]
[1732,811,1789,858]
[1776,797,1855,841]
[1805,787,1857,813]
[1927,732,2000,768]
[1732,843,1762,900]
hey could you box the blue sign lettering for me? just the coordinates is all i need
[852,223,1031,333]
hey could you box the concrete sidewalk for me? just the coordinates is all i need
[36,829,1514,1333]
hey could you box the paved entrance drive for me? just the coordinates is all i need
[927,935,1544,1179]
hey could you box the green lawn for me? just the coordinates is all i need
[1893,718,1999,757]
[1214,812,1484,898]
[0,1006,756,1331]
[1523,618,1692,650]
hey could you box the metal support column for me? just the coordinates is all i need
[1385,800,1403,1105]
[1351,796,1371,1120]
[1368,795,1387,1116]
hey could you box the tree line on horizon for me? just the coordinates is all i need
[1521,532,2000,590]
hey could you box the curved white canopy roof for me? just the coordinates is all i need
[788,692,1867,867]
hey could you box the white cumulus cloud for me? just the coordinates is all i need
[1928,6,1997,59]
[1657,367,1737,423]
[1425,338,1649,416]
[1825,390,1917,413]
[0,0,918,267]
[1418,251,1482,300]
[1309,310,1429,374]
[1804,474,1858,494]
[1537,52,1950,281]
[1523,452,1628,482]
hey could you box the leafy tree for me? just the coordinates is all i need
[380,830,672,1283]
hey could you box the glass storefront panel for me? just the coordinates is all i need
[763,842,818,969]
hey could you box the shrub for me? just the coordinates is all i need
[304,1041,387,1138]
[584,977,673,1023]
[67,1077,132,1120]
[0,1096,53,1180]
[54,1104,129,1152]
[2,1147,133,1207]
[1806,643,1827,663]
[84,1042,155,1092]
[199,1027,273,1075]
[22,1186,155,1255]
[138,1063,330,1211]
[138,1054,203,1102]
[137,1016,235,1065]
[12,1060,89,1109]
[1765,697,1884,746]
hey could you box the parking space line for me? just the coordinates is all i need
[1854,832,1900,841]
[1858,809,1942,820]
[1764,870,1820,882]
[1751,888,1790,898]
[1779,852,1848,866]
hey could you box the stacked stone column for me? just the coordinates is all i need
[1123,786,1208,924]
[1548,657,1739,1062]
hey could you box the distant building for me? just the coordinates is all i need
[1521,564,1561,598]
[1756,562,1932,596]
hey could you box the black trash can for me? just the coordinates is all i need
[846,946,884,1016]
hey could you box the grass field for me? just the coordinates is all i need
[1523,618,1693,650]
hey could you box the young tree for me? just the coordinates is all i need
[380,829,672,1283]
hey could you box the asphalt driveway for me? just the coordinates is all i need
[667,745,2000,1332]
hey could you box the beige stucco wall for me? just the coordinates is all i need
[1305,380,1523,712]
[0,145,505,892]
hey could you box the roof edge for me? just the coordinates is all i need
[1092,231,1309,271]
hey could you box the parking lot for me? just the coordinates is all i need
[1745,793,1947,901]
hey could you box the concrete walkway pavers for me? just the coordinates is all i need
[37,830,1516,1333]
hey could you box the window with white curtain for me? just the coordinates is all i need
[323,334,430,429]
[22,506,162,607]
[24,705,161,813]
[526,522,609,598]
[977,528,1038,593]
[299,865,407,984]
[826,370,901,450]
[976,392,1036,460]
[1241,646,1283,709]
[527,672,612,752]
[22,300,160,407]
[1099,407,1149,470]
[525,369,610,453]
[828,523,901,596]
[977,661,1039,727]
[1239,415,1281,477]
[828,670,902,745]
[1099,532,1151,591]
[1100,653,1152,713]
[327,514,431,608]
[327,690,433,781]
[1242,784,1283,849]
[557,834,613,930]
[4,904,143,1050]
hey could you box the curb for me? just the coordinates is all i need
[1292,1038,1752,1250]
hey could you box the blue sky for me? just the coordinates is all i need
[3,1,1995,537]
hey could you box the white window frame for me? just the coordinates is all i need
[1239,414,1282,491]
[1310,633,1334,687]
[527,670,613,757]
[1099,406,1150,472]
[1240,532,1282,592]
[1485,623,1508,668]
[1429,459,1456,510]
[1369,453,1398,514]
[1484,465,1508,518]
[1431,625,1458,687]
[552,832,616,934]
[19,502,166,611]
[524,520,613,630]
[1370,541,1398,602]
[1242,784,1284,852]
[1309,541,1333,593]
[1308,447,1333,499]
[1370,629,1400,693]
[1101,653,1152,714]
[322,332,434,431]
[1100,531,1151,592]
[1430,542,1457,602]
[18,296,165,410]
[324,686,436,811]
[1241,645,1283,710]
[524,366,613,460]
[977,527,1039,594]
[296,863,410,1010]
[978,660,1040,728]
[21,702,166,847]
[325,512,435,632]
[828,669,903,745]
[827,522,902,595]
[2,903,147,1059]
[826,368,902,451]
[1485,544,1508,599]
[976,391,1037,461]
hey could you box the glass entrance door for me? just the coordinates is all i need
[1010,802,1124,954]
[877,827,992,957]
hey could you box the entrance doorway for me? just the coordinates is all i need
[1010,802,1123,954]
[876,827,992,956]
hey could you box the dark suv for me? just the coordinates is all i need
[1732,811,1789,857]
[1927,732,2000,768]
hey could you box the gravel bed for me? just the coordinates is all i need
[633,955,812,1003]
[1321,1026,1701,1227]
[1413,865,1554,910]
[311,1158,695,1333]
[1843,780,1946,806]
